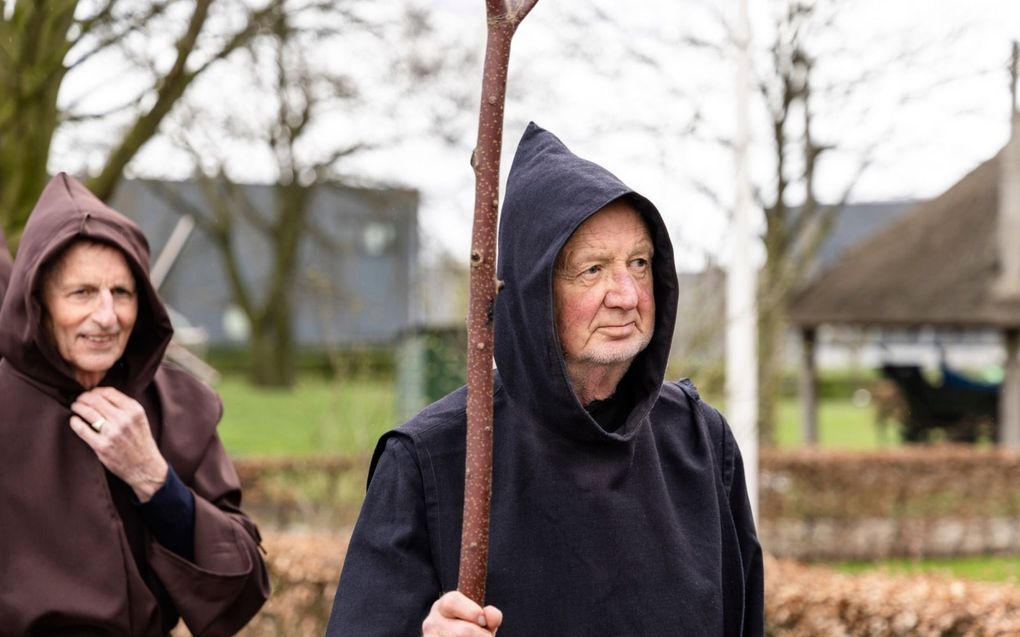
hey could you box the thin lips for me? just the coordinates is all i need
[80,333,119,341]
[596,322,637,332]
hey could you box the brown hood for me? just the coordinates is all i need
[0,172,173,398]
[0,227,11,306]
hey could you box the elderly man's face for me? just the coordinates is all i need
[554,200,655,376]
[43,242,138,389]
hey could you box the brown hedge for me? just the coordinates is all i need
[174,533,1020,637]
[235,447,1020,528]
[235,532,347,637]
[765,555,1020,636]
[760,446,1020,559]
[233,449,1020,559]
[171,531,346,636]
[235,456,371,531]
[760,446,1020,520]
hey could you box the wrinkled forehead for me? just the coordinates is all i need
[42,238,134,289]
[556,199,653,267]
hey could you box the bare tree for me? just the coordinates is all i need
[751,0,976,443]
[755,0,836,445]
[153,0,446,387]
[0,0,285,250]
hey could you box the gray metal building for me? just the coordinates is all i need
[110,179,418,347]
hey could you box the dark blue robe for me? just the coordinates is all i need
[327,123,764,636]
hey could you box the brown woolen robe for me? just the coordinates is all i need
[0,174,269,636]
[0,226,12,303]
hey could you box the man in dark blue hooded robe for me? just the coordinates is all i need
[326,123,764,636]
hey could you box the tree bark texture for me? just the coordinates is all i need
[0,0,75,249]
[459,0,539,605]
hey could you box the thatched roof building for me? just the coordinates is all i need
[788,116,1020,446]
[790,153,1020,329]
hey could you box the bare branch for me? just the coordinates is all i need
[67,1,175,71]
[59,94,140,124]
[90,0,286,200]
[72,0,122,40]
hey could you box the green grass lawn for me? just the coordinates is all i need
[833,554,1020,584]
[215,375,396,457]
[775,397,890,449]
[705,396,892,450]
[216,375,892,457]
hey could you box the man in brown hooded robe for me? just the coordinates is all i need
[0,173,269,636]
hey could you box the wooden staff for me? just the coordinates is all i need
[460,0,540,605]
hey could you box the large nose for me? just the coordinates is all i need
[90,290,118,328]
[604,265,640,310]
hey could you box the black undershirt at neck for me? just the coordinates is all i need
[585,381,634,432]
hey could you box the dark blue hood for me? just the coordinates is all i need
[493,122,679,442]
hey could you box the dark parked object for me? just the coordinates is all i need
[881,364,999,442]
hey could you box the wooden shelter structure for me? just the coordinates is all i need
[789,108,1020,446]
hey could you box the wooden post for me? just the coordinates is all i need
[800,327,818,445]
[459,0,539,605]
[1001,329,1020,446]
[995,45,1020,447]
[994,42,1020,300]
[726,0,758,523]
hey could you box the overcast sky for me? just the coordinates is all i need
[53,0,1020,269]
[346,0,1020,268]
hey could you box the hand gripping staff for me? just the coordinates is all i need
[460,0,540,605]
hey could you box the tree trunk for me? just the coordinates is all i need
[756,273,786,447]
[242,214,301,389]
[0,0,74,250]
[248,184,305,388]
[756,177,788,446]
[247,310,295,387]
[0,86,62,249]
